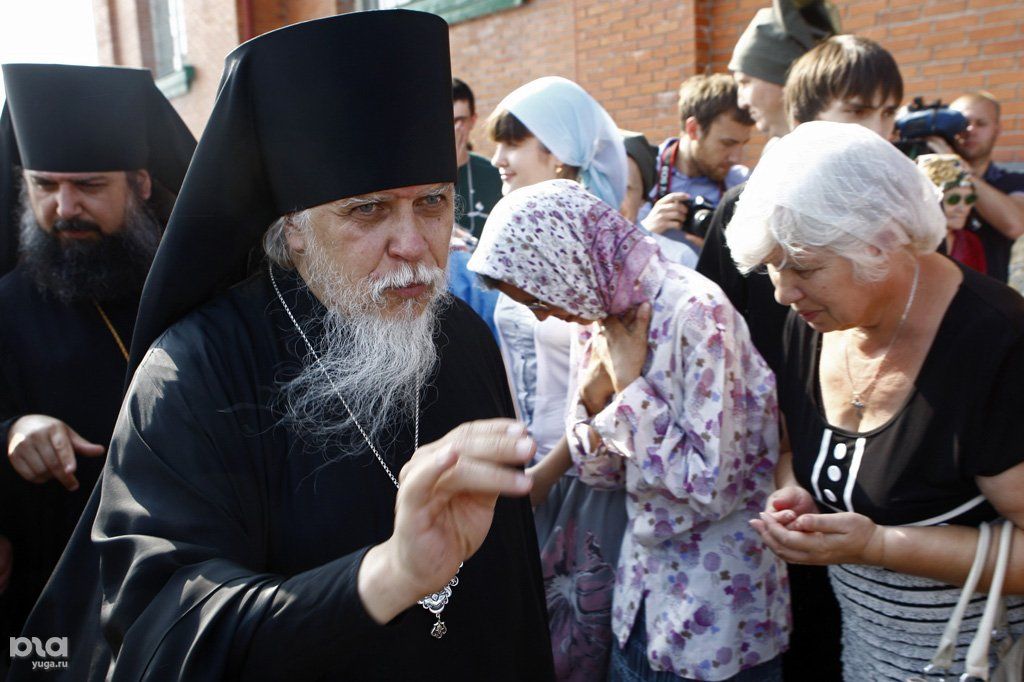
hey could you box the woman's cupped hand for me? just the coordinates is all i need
[751,486,887,567]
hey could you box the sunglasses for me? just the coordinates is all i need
[945,193,977,206]
[523,299,553,313]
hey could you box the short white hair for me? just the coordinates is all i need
[263,208,313,269]
[726,121,945,282]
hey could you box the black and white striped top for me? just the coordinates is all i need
[779,265,1024,679]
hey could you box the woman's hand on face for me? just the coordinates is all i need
[580,332,615,416]
[600,302,652,394]
[750,510,887,567]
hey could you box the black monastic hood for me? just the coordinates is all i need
[127,9,456,375]
[0,63,197,277]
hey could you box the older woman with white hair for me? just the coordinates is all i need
[728,121,1024,680]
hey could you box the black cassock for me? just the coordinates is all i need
[13,268,553,681]
[0,266,136,641]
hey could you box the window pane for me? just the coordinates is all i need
[149,0,188,78]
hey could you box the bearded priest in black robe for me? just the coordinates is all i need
[0,64,195,657]
[10,10,553,681]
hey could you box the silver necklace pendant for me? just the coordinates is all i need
[843,260,920,421]
[430,615,448,639]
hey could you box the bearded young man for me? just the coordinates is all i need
[11,11,552,681]
[0,64,195,655]
[637,74,754,250]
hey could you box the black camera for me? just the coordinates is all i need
[894,97,968,159]
[683,195,715,238]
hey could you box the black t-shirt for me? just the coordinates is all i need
[968,162,1024,283]
[778,264,1024,528]
[455,152,502,238]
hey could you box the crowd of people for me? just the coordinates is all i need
[1,1,1022,681]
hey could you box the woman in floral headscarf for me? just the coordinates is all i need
[468,179,789,682]
[480,77,636,682]
[917,153,987,274]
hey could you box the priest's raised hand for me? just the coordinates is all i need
[358,418,535,624]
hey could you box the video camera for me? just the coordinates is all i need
[894,97,968,160]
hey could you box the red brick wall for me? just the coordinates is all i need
[573,0,704,140]
[449,0,710,163]
[453,0,1024,167]
[839,0,1024,164]
[249,0,339,39]
[93,0,1024,166]
[174,1,240,136]
[449,0,577,149]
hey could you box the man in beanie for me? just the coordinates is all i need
[729,0,839,139]
[0,64,195,655]
[10,11,552,681]
[697,0,841,372]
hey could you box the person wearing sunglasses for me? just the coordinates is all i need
[918,154,987,274]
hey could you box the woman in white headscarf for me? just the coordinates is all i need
[728,121,1024,680]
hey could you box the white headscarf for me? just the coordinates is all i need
[727,121,945,272]
[496,76,627,209]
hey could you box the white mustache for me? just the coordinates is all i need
[367,263,446,302]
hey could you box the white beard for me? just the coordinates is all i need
[279,238,450,460]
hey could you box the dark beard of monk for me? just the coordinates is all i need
[17,186,162,305]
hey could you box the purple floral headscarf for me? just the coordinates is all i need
[467,179,664,319]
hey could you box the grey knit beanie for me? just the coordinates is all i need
[728,0,840,85]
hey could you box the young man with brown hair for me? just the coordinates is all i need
[784,34,903,138]
[638,74,754,249]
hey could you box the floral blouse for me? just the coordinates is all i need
[568,264,790,680]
